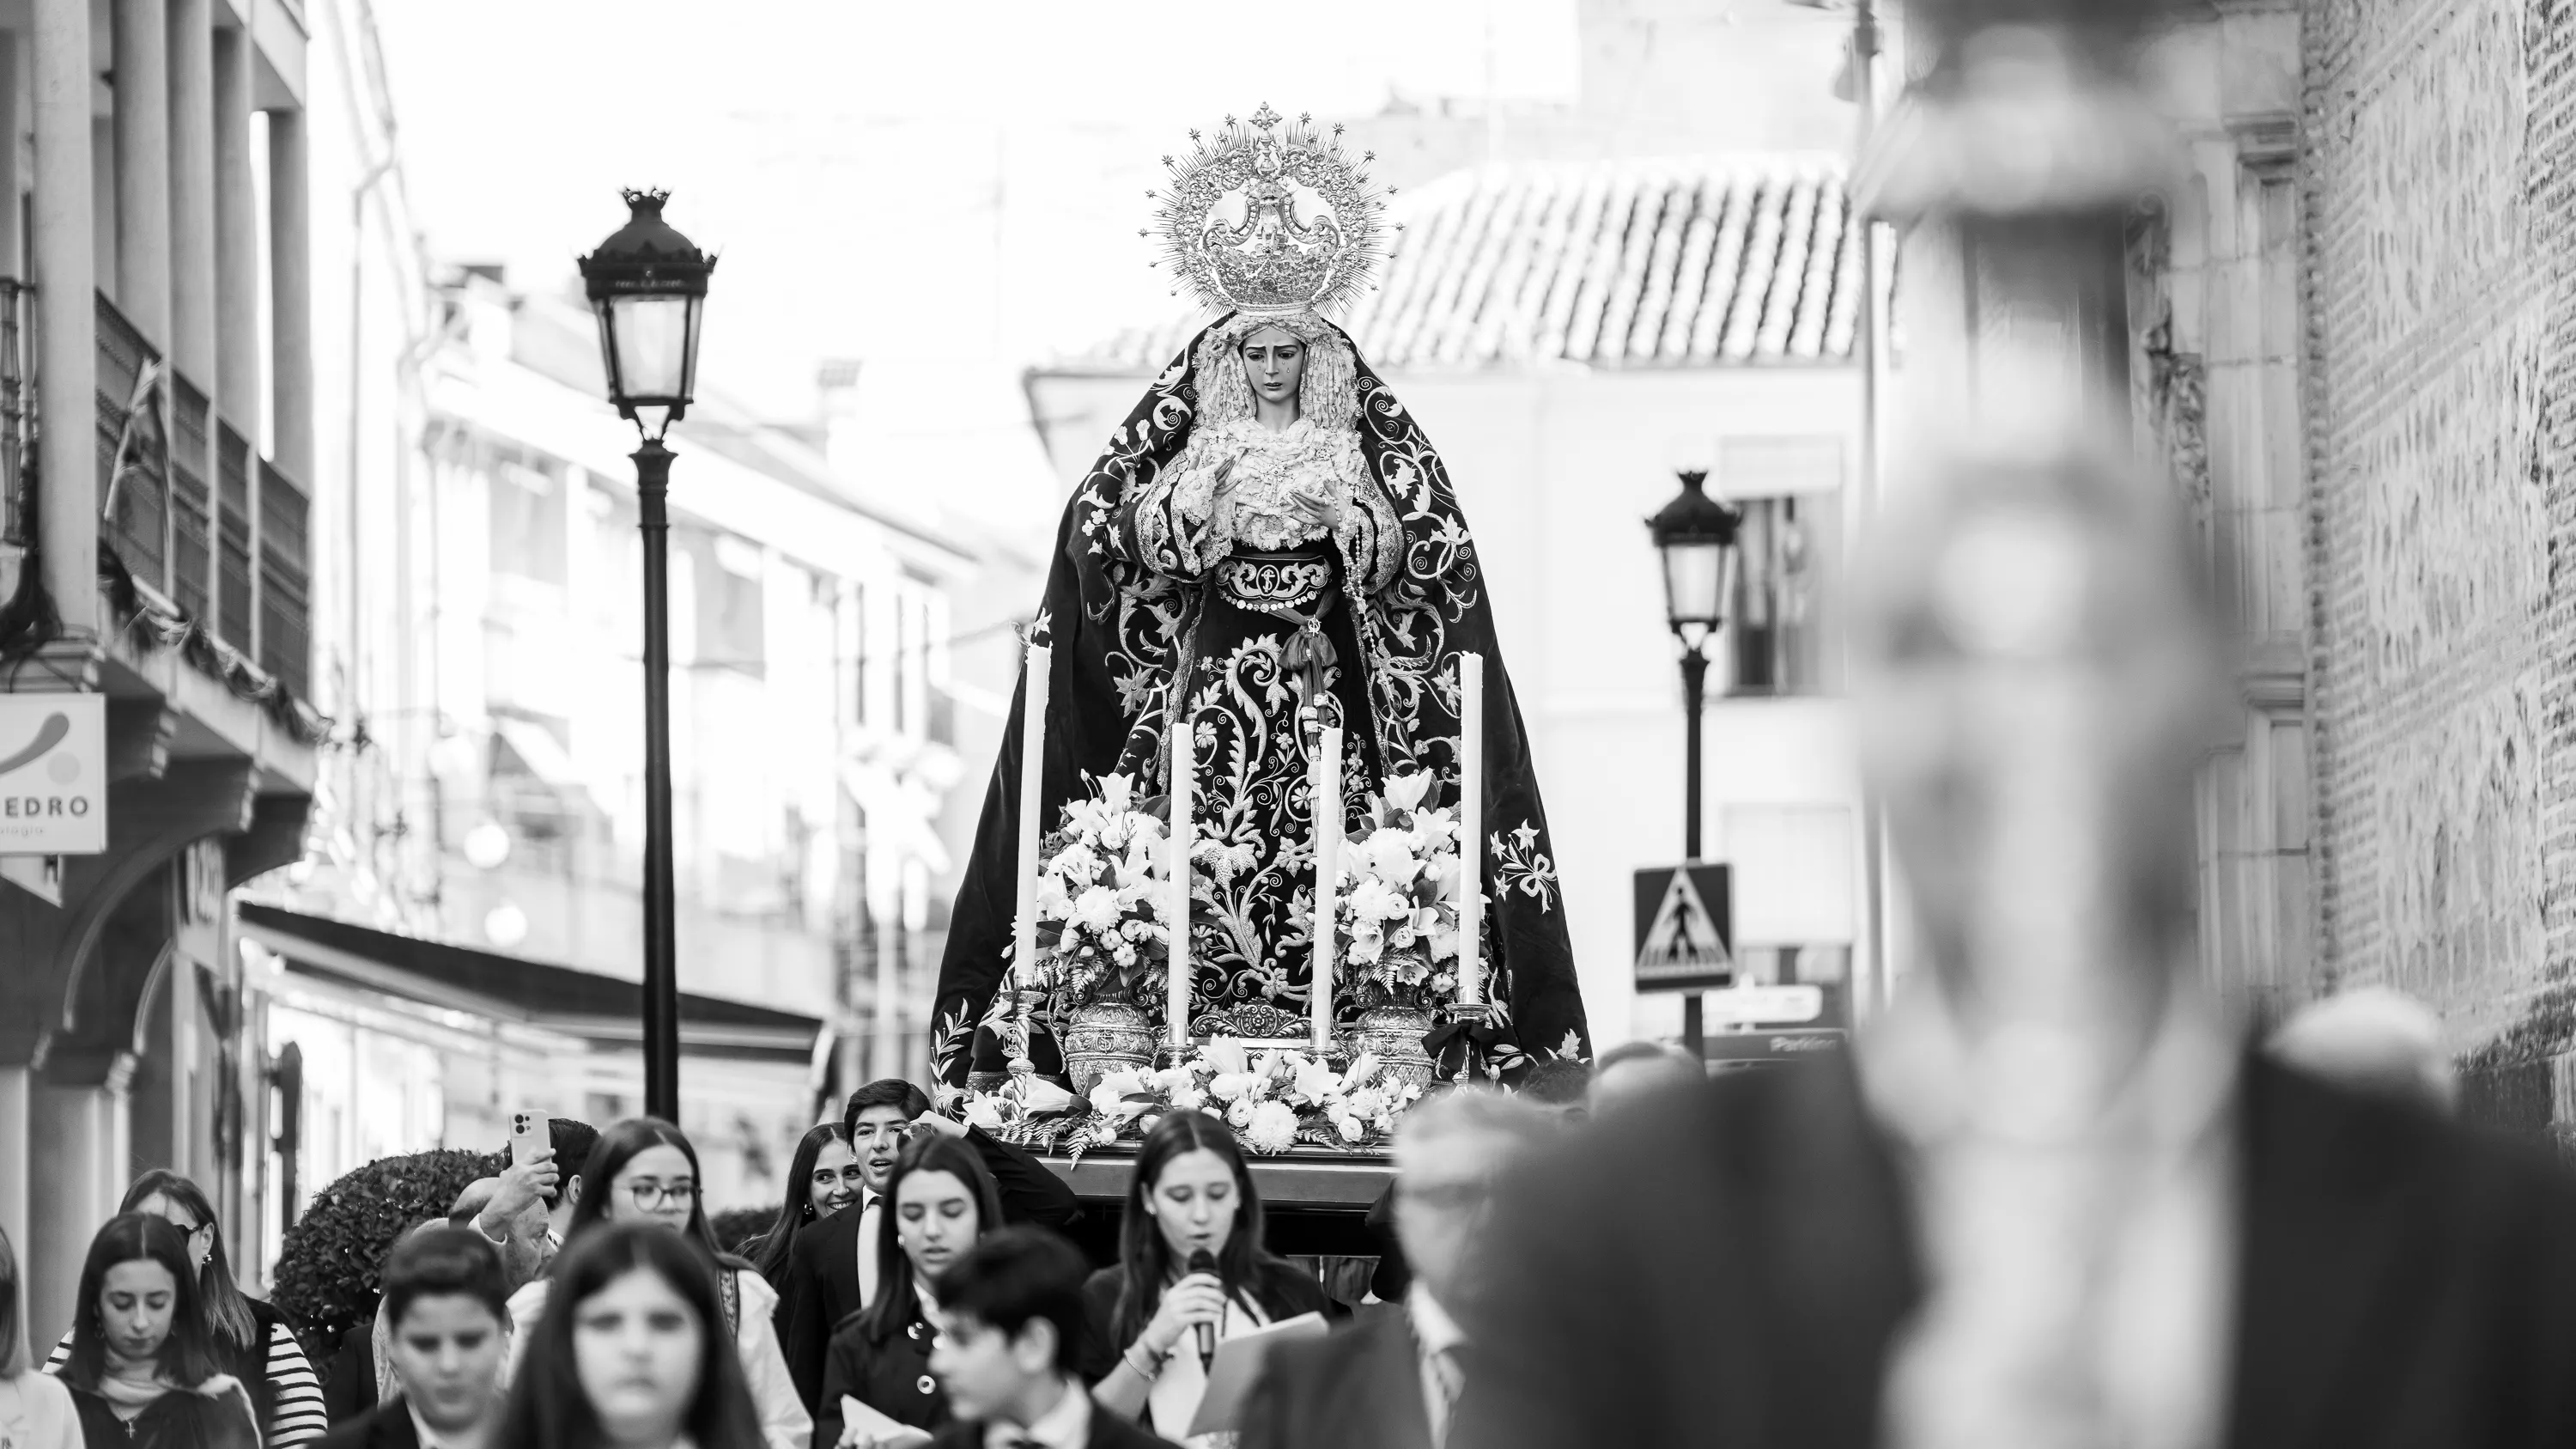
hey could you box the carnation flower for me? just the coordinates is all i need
[1245,1100,1301,1154]
[1356,829,1423,886]
[1072,886,1122,932]
[1346,878,1409,925]
[1227,1098,1257,1129]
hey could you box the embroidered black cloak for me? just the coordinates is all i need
[930,318,1588,1087]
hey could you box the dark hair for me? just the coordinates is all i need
[857,1135,1003,1345]
[494,1224,764,1449]
[0,1222,22,1376]
[565,1119,746,1269]
[744,1123,850,1283]
[1520,1058,1594,1105]
[1112,1111,1290,1350]
[382,1227,511,1330]
[841,1080,931,1136]
[507,1120,598,1207]
[65,1215,222,1389]
[932,1227,1090,1374]
[120,1170,258,1358]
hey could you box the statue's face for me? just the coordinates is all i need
[1240,327,1306,412]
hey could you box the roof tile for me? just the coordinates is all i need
[1059,154,1877,373]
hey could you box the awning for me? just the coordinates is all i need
[238,903,825,1064]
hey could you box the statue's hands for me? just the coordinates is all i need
[1207,456,1237,502]
[1292,488,1340,530]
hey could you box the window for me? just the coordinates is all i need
[1728,496,1838,695]
[489,460,568,584]
[694,533,766,677]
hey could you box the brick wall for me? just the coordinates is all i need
[2301,0,2571,1091]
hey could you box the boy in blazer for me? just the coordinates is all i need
[317,1230,511,1449]
[924,1228,1175,1449]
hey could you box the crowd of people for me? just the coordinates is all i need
[1,980,2566,1449]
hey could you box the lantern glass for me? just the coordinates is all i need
[602,293,702,405]
[1662,539,1738,633]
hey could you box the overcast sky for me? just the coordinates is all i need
[374,0,1584,423]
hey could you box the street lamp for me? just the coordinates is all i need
[580,189,715,1123]
[1647,465,1741,1055]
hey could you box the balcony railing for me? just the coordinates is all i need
[91,288,313,702]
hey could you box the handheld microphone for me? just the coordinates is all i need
[1187,1249,1218,1366]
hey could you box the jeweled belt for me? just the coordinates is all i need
[1214,547,1342,731]
[1216,548,1335,615]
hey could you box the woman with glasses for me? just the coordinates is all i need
[507,1119,810,1449]
[43,1172,325,1449]
[742,1125,861,1294]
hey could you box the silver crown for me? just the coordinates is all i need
[1146,103,1392,319]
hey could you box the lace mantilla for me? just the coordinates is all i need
[1172,418,1372,561]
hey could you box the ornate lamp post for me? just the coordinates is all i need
[579,189,714,1122]
[1647,466,1741,1054]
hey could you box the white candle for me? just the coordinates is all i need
[1168,703,1194,1052]
[1012,642,1051,994]
[1311,723,1344,1053]
[1458,653,1485,1008]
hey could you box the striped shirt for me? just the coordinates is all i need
[46,1319,328,1449]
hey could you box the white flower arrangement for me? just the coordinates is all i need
[964,1035,1430,1159]
[1332,769,1466,1008]
[1030,772,1174,1010]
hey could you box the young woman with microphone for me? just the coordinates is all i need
[1084,1111,1327,1445]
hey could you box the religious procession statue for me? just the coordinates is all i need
[930,106,1587,1152]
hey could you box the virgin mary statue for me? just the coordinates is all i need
[930,106,1588,1087]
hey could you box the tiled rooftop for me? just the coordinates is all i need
[1059,153,1882,374]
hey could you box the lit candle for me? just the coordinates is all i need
[1311,722,1344,1054]
[1168,703,1194,1053]
[1012,642,1051,995]
[1457,653,1485,1008]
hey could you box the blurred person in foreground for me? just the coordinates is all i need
[2267,988,2458,1117]
[1583,1041,1701,1120]
[782,1081,1081,1409]
[494,1225,765,1449]
[318,1230,511,1449]
[1364,1062,1592,1303]
[1246,1090,1553,1449]
[922,1228,1173,1449]
[1455,435,2576,1449]
[0,1222,83,1449]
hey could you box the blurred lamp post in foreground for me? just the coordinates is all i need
[1646,463,1741,1054]
[579,189,715,1123]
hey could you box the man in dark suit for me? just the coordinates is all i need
[318,1229,511,1449]
[923,1227,1175,1449]
[1454,360,2576,1449]
[1364,1059,1589,1304]
[782,1080,1084,1408]
[1248,1090,1557,1449]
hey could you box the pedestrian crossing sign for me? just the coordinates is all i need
[1633,863,1734,993]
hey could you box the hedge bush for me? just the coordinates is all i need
[708,1206,778,1257]
[270,1148,501,1365]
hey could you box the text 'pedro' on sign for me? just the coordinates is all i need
[0,694,107,855]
